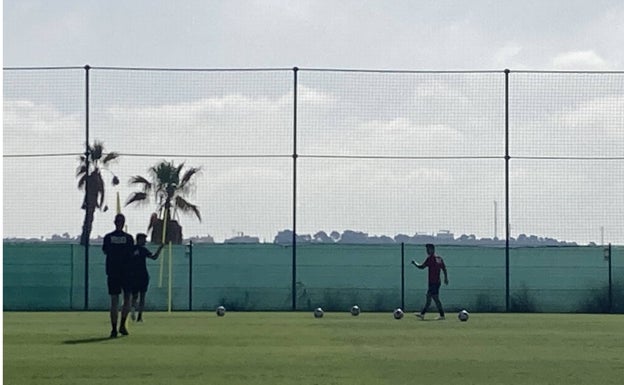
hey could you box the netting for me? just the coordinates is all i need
[4,68,623,244]
[509,72,624,244]
[3,67,624,312]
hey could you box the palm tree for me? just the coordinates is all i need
[126,160,201,244]
[77,141,120,246]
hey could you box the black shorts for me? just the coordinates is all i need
[132,275,150,295]
[427,283,441,296]
[107,274,133,296]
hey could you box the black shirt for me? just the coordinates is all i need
[102,230,134,276]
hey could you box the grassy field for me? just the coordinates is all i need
[3,311,624,385]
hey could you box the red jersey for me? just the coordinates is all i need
[423,254,446,284]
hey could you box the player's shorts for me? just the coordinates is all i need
[427,283,441,296]
[132,274,150,295]
[107,275,123,295]
[107,273,134,295]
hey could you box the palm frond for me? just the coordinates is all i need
[174,196,202,222]
[102,152,120,164]
[76,164,88,177]
[125,192,148,206]
[77,174,87,189]
[175,162,185,179]
[91,142,104,161]
[129,175,152,191]
[179,167,201,188]
[150,160,180,186]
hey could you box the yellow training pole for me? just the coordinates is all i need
[116,192,121,214]
[117,192,131,331]
[158,208,169,288]
[168,241,172,313]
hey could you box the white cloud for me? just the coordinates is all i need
[494,43,523,68]
[552,50,611,70]
[297,85,336,105]
[3,100,83,154]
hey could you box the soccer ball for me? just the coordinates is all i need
[350,305,360,316]
[458,309,469,322]
[216,305,226,316]
[314,307,324,318]
[393,308,404,319]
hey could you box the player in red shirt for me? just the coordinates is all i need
[411,243,448,320]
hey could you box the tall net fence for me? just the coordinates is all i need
[3,67,624,311]
[297,70,505,241]
[509,72,624,244]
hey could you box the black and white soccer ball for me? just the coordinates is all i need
[216,305,226,316]
[393,308,404,319]
[350,305,361,316]
[458,309,469,322]
[314,307,324,318]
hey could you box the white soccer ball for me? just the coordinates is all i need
[458,309,469,322]
[216,305,226,316]
[393,308,404,319]
[350,305,360,316]
[314,307,324,318]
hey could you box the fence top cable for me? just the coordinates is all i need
[4,66,624,73]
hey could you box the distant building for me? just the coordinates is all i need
[225,233,260,244]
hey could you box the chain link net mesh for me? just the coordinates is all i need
[3,68,623,311]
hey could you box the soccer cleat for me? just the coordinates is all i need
[415,313,425,320]
[109,330,118,338]
[435,315,446,320]
[119,326,129,336]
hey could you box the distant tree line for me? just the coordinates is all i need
[4,229,581,247]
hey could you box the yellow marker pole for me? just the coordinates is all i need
[158,208,168,288]
[117,191,131,331]
[168,241,172,313]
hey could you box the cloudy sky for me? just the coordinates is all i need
[3,1,624,244]
[4,0,624,70]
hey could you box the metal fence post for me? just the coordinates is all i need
[189,240,193,311]
[84,64,91,310]
[292,67,299,311]
[504,68,511,313]
[70,244,74,310]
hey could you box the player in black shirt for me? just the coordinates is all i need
[102,214,134,338]
[130,233,164,322]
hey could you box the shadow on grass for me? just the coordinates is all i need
[62,336,118,344]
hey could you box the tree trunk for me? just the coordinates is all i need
[80,205,95,246]
[150,219,183,244]
[79,172,103,246]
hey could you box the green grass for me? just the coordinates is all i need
[3,311,624,385]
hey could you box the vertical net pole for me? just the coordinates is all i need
[70,244,74,310]
[504,69,511,312]
[291,67,299,311]
[188,240,193,311]
[83,64,90,310]
[608,243,612,313]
